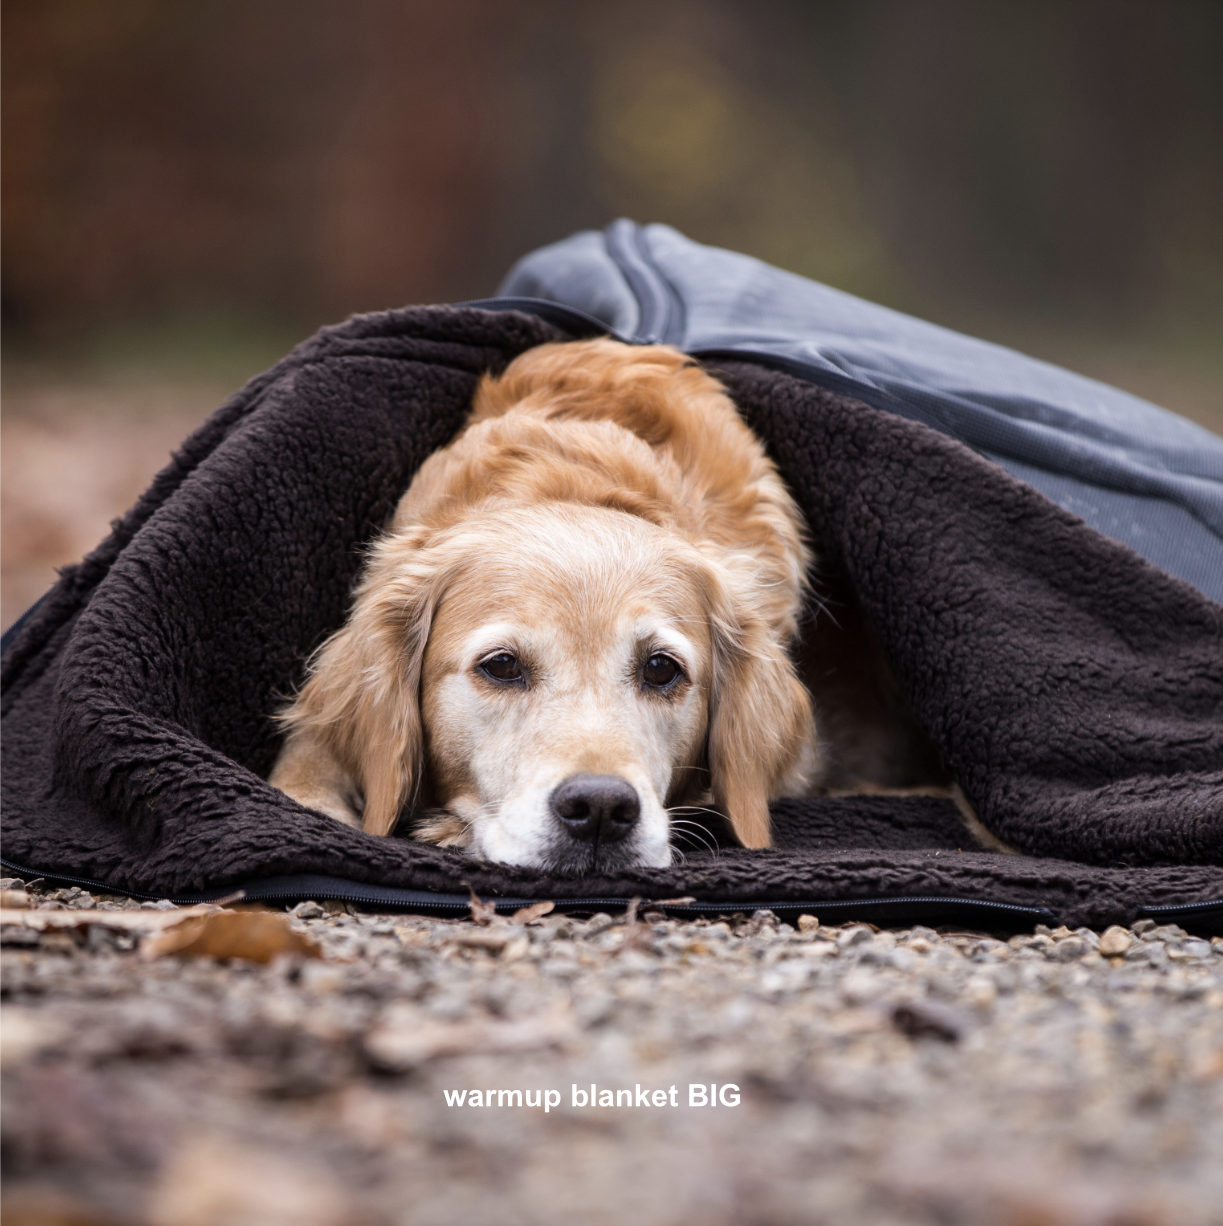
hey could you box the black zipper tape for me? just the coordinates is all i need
[1136,899,1223,935]
[9,860,1222,935]
[2,857,1058,930]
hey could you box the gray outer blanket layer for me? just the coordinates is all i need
[502,220,1223,603]
[1,306,1221,930]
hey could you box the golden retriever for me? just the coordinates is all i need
[268,339,820,871]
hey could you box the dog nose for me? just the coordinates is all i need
[549,774,640,844]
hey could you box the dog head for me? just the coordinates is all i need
[277,338,817,869]
[285,499,813,871]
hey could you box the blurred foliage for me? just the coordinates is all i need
[586,37,889,300]
[2,0,1220,410]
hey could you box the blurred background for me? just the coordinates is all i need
[4,0,1222,626]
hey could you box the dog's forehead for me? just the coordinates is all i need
[419,504,713,666]
[428,554,701,661]
[433,577,707,660]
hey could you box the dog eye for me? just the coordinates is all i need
[479,652,523,683]
[642,654,682,688]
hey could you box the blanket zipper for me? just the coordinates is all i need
[0,855,1062,927]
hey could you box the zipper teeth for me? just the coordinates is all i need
[7,859,1216,923]
[1,857,1056,918]
[1138,900,1223,915]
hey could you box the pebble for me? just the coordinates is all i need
[1098,925,1133,956]
[2,879,1221,1226]
[838,925,874,950]
[963,974,998,1008]
[1052,937,1087,961]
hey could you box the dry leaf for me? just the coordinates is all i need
[511,900,555,924]
[465,885,501,926]
[141,911,320,964]
[208,890,248,907]
[0,905,218,933]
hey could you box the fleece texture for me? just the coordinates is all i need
[2,306,1220,929]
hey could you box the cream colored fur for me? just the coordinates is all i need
[269,339,817,868]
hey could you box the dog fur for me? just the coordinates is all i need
[269,339,820,870]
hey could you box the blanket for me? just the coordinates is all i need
[501,221,1223,603]
[2,305,1221,932]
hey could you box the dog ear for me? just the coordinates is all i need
[277,527,443,837]
[703,569,816,849]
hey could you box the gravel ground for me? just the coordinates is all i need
[2,878,1222,1226]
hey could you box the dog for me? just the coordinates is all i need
[268,338,999,868]
[268,338,826,871]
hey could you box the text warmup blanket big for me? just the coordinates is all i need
[2,306,1221,930]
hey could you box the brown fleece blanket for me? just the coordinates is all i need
[2,306,1220,930]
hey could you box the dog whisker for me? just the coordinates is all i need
[671,823,715,843]
[667,816,719,856]
[668,822,716,843]
[667,805,726,820]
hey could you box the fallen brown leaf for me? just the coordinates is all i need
[511,900,555,924]
[140,911,320,964]
[465,885,501,926]
[0,905,217,933]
